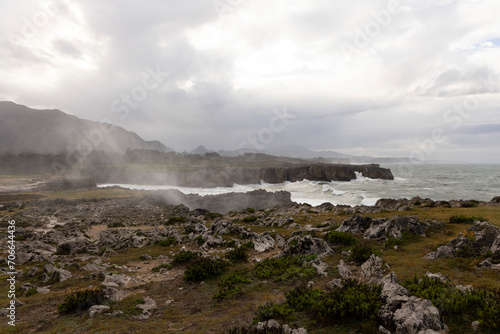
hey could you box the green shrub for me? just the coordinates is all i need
[213,269,251,301]
[224,239,237,248]
[55,243,72,255]
[124,298,145,315]
[312,280,382,322]
[349,244,375,264]
[455,244,475,258]
[205,212,223,220]
[154,237,177,247]
[449,215,486,224]
[226,246,250,263]
[25,287,38,297]
[255,302,295,322]
[195,235,205,246]
[254,256,317,282]
[58,287,106,314]
[165,216,187,225]
[172,250,200,265]
[285,286,325,311]
[324,231,357,246]
[242,216,258,223]
[246,208,255,213]
[184,257,227,282]
[402,275,500,330]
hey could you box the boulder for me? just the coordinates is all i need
[278,235,332,258]
[16,241,56,265]
[424,272,449,284]
[425,221,500,259]
[88,305,110,317]
[309,258,329,277]
[251,233,276,253]
[326,279,343,290]
[336,215,373,234]
[56,237,92,255]
[134,297,157,320]
[41,264,72,282]
[378,272,447,334]
[364,216,426,240]
[361,255,384,284]
[337,260,352,279]
[102,274,130,289]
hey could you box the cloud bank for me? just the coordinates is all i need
[1,0,499,162]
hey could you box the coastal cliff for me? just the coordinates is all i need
[93,163,393,187]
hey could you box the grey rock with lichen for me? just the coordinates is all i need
[361,255,384,284]
[278,234,332,258]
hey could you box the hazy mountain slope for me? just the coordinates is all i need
[0,101,173,154]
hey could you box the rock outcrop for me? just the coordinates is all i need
[278,235,332,258]
[95,163,394,187]
[378,272,447,334]
[425,221,500,261]
[364,216,426,240]
[336,215,427,240]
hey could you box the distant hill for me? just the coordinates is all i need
[189,145,215,155]
[0,101,173,154]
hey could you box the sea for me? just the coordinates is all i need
[98,163,500,207]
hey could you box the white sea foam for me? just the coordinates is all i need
[98,163,500,207]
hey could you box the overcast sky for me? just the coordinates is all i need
[1,0,499,162]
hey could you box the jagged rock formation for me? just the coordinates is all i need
[378,272,447,334]
[96,163,394,187]
[337,215,427,240]
[278,235,332,258]
[425,221,500,262]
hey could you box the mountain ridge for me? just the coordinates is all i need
[0,101,173,154]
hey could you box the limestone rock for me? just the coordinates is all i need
[361,255,384,284]
[42,264,72,282]
[326,279,343,290]
[309,258,329,277]
[363,216,426,240]
[424,272,450,284]
[251,233,275,253]
[88,305,110,317]
[133,297,157,320]
[336,215,372,234]
[378,272,447,334]
[278,235,332,258]
[337,260,352,279]
[425,221,500,260]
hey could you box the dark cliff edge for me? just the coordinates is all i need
[93,164,394,187]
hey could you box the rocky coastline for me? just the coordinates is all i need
[91,163,394,187]
[1,187,499,333]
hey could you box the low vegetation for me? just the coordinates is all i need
[58,287,106,315]
[402,275,500,331]
[449,215,487,224]
[254,255,317,282]
[323,231,357,245]
[255,280,382,327]
[184,257,228,282]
